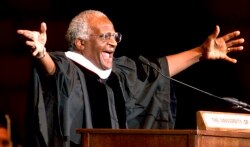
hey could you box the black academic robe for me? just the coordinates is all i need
[25,51,177,147]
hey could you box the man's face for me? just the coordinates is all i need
[82,16,118,70]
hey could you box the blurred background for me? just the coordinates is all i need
[0,0,250,146]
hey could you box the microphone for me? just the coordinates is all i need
[222,97,250,111]
[139,56,250,112]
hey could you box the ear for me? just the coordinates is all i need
[75,38,85,50]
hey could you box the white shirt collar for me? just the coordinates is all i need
[65,51,112,79]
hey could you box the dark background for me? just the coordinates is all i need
[1,0,250,146]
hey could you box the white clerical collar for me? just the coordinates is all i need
[65,51,112,79]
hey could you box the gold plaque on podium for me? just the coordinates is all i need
[197,111,250,132]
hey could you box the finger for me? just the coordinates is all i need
[32,49,39,57]
[18,30,35,40]
[26,41,35,48]
[224,56,237,63]
[222,31,241,42]
[17,29,29,34]
[18,30,33,35]
[226,38,245,47]
[227,46,244,52]
[40,22,47,33]
[208,25,220,39]
[17,29,23,34]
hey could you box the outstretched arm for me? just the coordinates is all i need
[17,22,56,75]
[167,25,244,77]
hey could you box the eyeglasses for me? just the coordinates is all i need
[91,32,122,43]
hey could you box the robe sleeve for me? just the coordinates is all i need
[113,55,177,129]
[49,52,86,145]
[27,51,86,146]
[25,67,49,147]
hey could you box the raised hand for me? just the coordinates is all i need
[17,22,47,58]
[201,25,244,63]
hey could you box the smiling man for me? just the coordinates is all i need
[17,10,244,147]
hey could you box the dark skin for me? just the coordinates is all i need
[17,16,244,77]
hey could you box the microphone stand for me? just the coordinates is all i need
[221,97,250,112]
[139,56,250,113]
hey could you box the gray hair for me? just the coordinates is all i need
[65,10,107,49]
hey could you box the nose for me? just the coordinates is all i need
[107,37,118,47]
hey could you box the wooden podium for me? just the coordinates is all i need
[77,128,250,147]
[77,111,250,147]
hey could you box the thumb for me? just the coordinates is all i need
[209,25,220,39]
[40,22,47,34]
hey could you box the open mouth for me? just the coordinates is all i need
[102,50,114,59]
